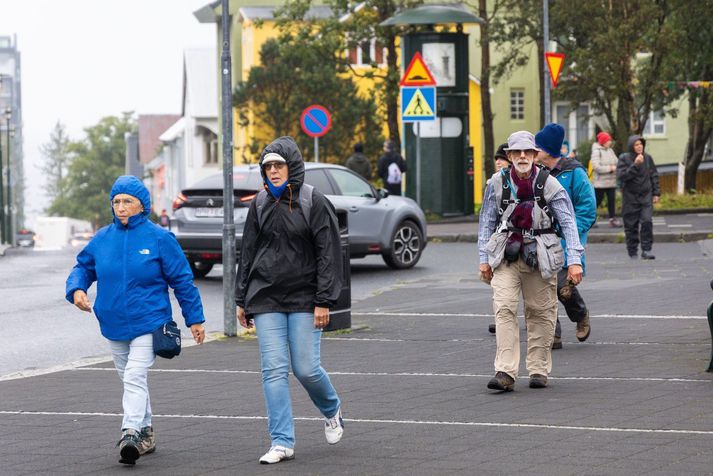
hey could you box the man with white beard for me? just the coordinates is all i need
[478,131,584,391]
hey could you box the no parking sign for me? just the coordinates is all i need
[300,105,332,162]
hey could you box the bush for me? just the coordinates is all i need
[657,191,713,210]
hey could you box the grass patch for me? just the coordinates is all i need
[324,328,353,336]
[656,192,713,210]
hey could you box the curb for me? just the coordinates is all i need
[428,232,713,244]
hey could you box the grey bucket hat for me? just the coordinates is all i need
[504,131,540,151]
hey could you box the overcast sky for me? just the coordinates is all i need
[0,0,216,226]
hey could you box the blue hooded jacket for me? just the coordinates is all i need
[65,176,204,341]
[548,158,597,272]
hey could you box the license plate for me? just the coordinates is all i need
[195,207,224,218]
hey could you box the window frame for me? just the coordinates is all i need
[643,109,666,136]
[510,89,525,121]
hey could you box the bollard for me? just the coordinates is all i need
[708,278,713,372]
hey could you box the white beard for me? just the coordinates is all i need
[514,161,533,175]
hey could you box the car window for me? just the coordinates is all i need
[305,169,335,195]
[328,169,374,197]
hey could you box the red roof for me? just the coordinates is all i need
[138,114,181,164]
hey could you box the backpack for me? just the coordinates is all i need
[497,166,560,237]
[386,162,402,184]
[255,183,314,229]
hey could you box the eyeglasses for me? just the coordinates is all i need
[263,162,287,171]
[508,150,537,157]
[112,198,140,208]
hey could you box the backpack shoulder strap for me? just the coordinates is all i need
[255,189,269,229]
[299,183,314,226]
[497,168,516,219]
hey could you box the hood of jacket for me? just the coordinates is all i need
[627,135,646,153]
[259,136,305,190]
[110,175,151,226]
[591,141,609,153]
[553,156,584,174]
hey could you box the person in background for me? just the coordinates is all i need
[66,176,205,466]
[159,209,170,228]
[236,136,345,464]
[345,142,372,181]
[560,140,576,159]
[590,132,621,227]
[488,142,510,335]
[536,123,596,350]
[617,135,660,259]
[377,140,407,196]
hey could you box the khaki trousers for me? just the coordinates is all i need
[491,257,558,379]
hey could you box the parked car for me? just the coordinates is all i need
[16,229,36,247]
[69,231,94,247]
[171,163,428,278]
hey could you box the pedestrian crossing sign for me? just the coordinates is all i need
[401,86,436,122]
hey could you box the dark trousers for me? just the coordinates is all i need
[385,183,402,196]
[554,267,588,338]
[595,187,617,219]
[622,194,653,255]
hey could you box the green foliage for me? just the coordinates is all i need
[576,139,593,170]
[47,113,136,227]
[657,191,713,210]
[38,121,70,207]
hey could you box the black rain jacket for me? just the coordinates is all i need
[617,135,661,200]
[235,136,342,315]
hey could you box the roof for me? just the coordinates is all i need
[137,114,181,164]
[183,48,217,118]
[380,4,483,26]
[239,5,334,22]
[159,117,186,143]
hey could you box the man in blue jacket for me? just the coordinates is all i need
[66,175,205,465]
[536,124,597,349]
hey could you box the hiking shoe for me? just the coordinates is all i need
[488,323,496,334]
[529,374,548,388]
[138,426,156,455]
[325,407,344,445]
[608,218,622,227]
[552,335,563,349]
[117,429,141,465]
[259,445,295,464]
[576,313,591,342]
[487,371,514,392]
[641,251,655,260]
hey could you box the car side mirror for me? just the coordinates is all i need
[377,188,389,200]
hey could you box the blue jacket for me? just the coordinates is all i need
[65,176,204,341]
[548,158,597,272]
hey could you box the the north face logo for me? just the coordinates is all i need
[139,249,150,255]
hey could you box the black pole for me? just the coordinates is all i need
[707,278,713,372]
[5,112,11,245]
[220,0,237,336]
[0,113,4,245]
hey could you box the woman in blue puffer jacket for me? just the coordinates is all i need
[66,175,205,466]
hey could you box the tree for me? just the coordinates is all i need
[660,0,713,192]
[47,114,135,227]
[38,121,71,208]
[553,1,673,152]
[233,18,384,165]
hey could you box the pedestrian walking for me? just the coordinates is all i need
[65,175,206,466]
[478,131,584,391]
[536,124,596,350]
[591,132,621,227]
[345,142,372,181]
[377,140,407,196]
[617,135,660,259]
[236,136,345,464]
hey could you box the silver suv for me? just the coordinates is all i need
[171,163,427,278]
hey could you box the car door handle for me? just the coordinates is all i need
[349,206,359,212]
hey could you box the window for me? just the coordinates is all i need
[328,169,373,197]
[347,39,386,67]
[305,169,335,195]
[510,89,525,120]
[643,109,665,135]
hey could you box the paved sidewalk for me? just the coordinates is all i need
[428,211,713,243]
[1,241,713,475]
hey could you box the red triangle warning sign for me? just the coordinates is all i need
[400,52,436,87]
[545,52,565,88]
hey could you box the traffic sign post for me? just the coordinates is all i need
[400,53,437,207]
[300,104,332,163]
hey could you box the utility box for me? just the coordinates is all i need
[403,32,473,216]
[325,208,351,331]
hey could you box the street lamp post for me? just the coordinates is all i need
[0,113,4,245]
[5,107,12,245]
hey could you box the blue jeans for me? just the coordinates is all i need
[108,333,155,431]
[254,312,341,448]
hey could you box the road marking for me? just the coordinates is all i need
[76,367,713,383]
[354,311,707,320]
[1,410,712,435]
[668,224,693,228]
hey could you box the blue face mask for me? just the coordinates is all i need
[266,179,288,199]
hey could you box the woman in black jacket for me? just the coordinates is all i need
[236,137,344,464]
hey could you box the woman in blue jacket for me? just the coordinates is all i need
[66,175,206,466]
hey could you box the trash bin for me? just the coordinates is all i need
[325,208,351,331]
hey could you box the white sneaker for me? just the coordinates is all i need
[259,445,294,464]
[324,407,344,444]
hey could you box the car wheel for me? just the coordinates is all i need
[382,220,423,269]
[189,260,213,279]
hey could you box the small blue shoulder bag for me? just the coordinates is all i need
[152,320,181,359]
